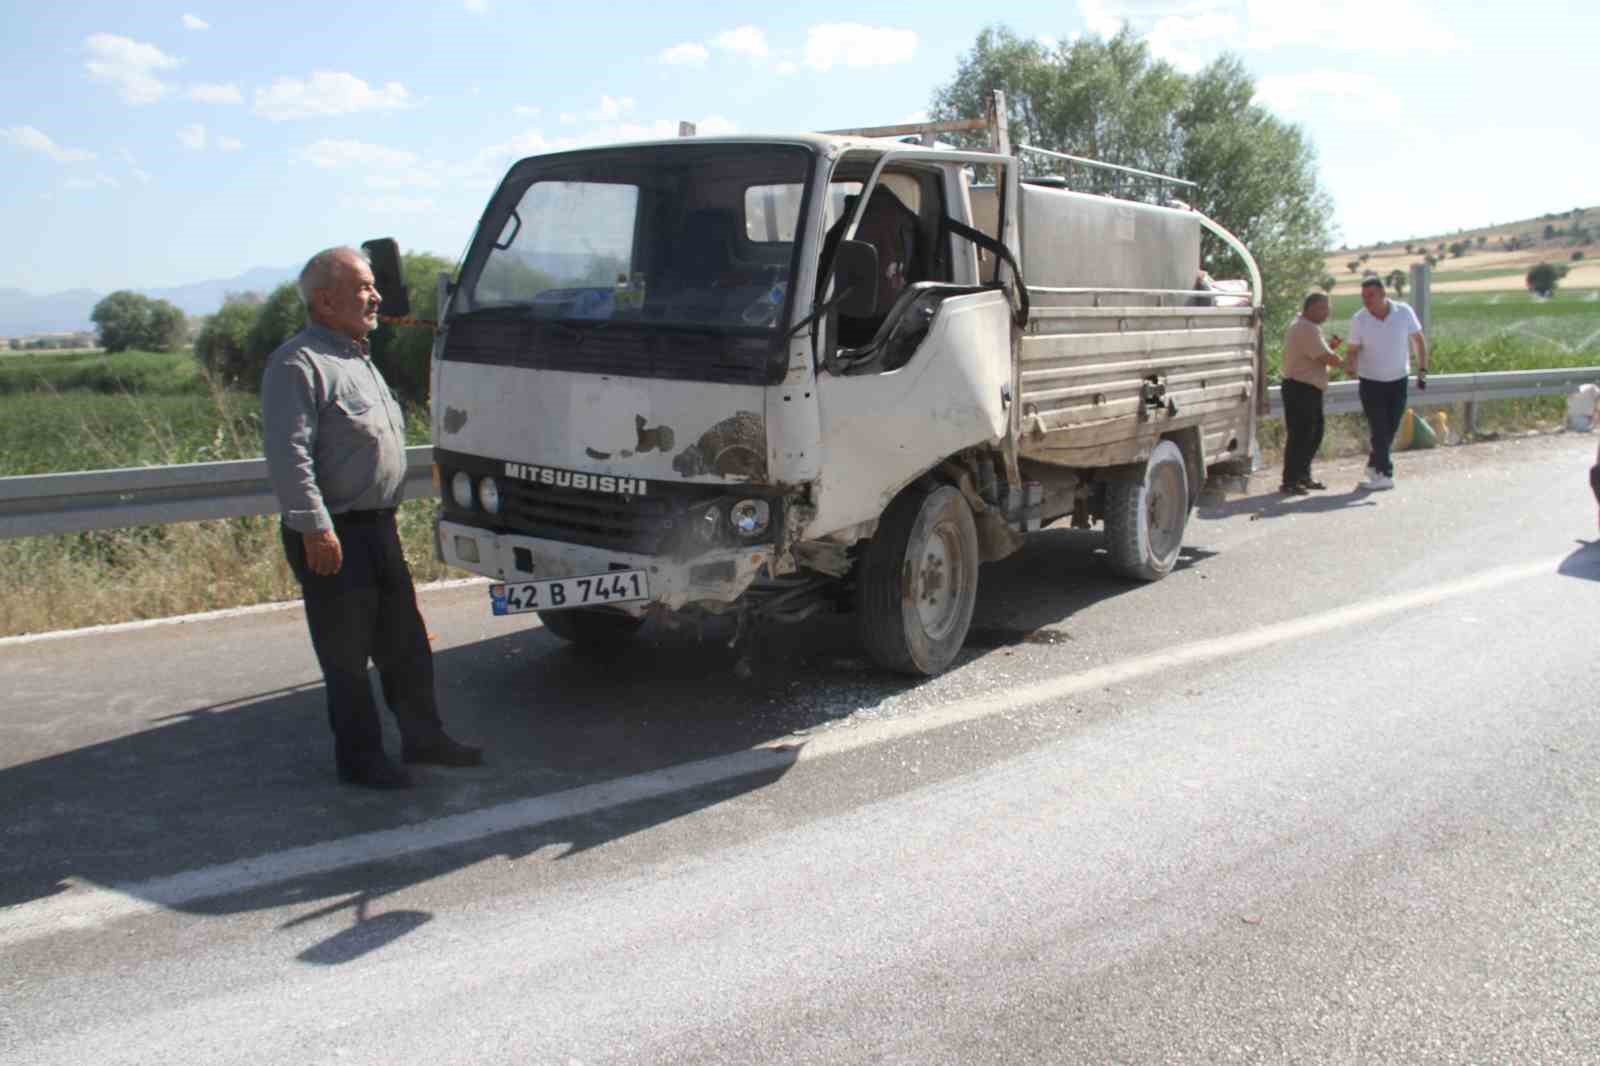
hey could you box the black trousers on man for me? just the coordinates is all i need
[1358,377,1408,479]
[1280,378,1325,487]
[282,509,443,768]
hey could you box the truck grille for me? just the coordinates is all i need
[497,479,676,552]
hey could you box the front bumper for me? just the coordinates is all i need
[438,518,772,613]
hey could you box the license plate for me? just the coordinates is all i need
[490,570,650,615]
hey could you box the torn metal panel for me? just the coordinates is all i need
[672,412,767,479]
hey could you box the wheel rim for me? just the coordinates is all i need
[1146,461,1185,562]
[913,516,969,640]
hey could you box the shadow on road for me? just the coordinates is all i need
[1558,539,1600,581]
[1198,485,1379,522]
[0,521,1213,963]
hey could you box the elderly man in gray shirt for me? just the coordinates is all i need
[263,245,481,789]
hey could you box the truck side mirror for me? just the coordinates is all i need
[360,237,411,318]
[833,240,879,319]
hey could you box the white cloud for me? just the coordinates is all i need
[463,0,488,11]
[302,138,419,170]
[659,42,709,67]
[804,24,917,70]
[1078,0,1126,39]
[1076,1,1466,58]
[188,82,242,104]
[355,195,437,215]
[217,135,243,152]
[65,173,120,191]
[84,33,180,105]
[588,95,635,121]
[254,72,411,120]
[712,26,769,60]
[1254,70,1401,116]
[1244,0,1465,52]
[513,104,541,117]
[1,125,95,163]
[775,59,798,76]
[118,148,152,183]
[559,112,577,124]
[367,171,442,189]
[177,124,207,150]
[181,14,209,30]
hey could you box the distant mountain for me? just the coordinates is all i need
[0,266,298,337]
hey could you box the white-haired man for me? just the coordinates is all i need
[262,246,481,789]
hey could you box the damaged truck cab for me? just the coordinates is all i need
[413,111,1262,674]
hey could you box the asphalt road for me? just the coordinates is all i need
[3,432,1598,1064]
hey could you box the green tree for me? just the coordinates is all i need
[239,282,308,386]
[930,27,1332,338]
[369,251,455,407]
[193,301,261,384]
[1386,269,1407,297]
[90,291,153,353]
[1347,259,1360,274]
[1526,262,1560,297]
[146,299,188,352]
[1319,275,1336,293]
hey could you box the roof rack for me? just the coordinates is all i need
[819,91,1010,150]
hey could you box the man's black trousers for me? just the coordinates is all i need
[1358,377,1408,478]
[1280,378,1325,486]
[282,509,442,765]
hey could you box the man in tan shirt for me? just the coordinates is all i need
[1280,292,1345,494]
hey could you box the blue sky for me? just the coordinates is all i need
[2,1,1596,294]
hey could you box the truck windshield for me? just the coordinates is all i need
[459,144,814,333]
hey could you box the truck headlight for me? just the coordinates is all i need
[451,471,474,510]
[478,476,501,515]
[729,498,771,539]
[691,501,723,544]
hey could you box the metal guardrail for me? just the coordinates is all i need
[1264,367,1599,418]
[2,367,1595,539]
[0,445,436,539]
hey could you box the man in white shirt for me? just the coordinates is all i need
[1346,277,1428,490]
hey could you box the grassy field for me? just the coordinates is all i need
[0,297,1595,637]
[0,348,451,636]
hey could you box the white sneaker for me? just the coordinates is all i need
[1361,473,1394,491]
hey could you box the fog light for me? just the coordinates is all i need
[691,501,723,544]
[453,535,480,563]
[451,471,474,510]
[478,476,501,515]
[729,498,771,538]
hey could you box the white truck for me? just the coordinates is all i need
[371,103,1264,676]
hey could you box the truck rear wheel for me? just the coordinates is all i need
[857,483,980,676]
[537,608,644,647]
[1104,439,1189,582]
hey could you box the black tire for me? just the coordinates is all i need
[857,483,981,676]
[537,607,644,647]
[1104,439,1189,582]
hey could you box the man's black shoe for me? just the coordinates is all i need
[402,735,484,768]
[1299,479,1328,491]
[337,755,414,790]
[1279,482,1310,496]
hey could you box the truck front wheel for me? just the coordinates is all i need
[1104,439,1189,581]
[537,608,644,647]
[857,484,980,676]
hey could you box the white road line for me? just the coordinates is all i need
[0,553,1563,947]
[0,576,492,648]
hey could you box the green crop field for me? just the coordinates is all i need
[0,348,446,636]
[1269,288,1600,376]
